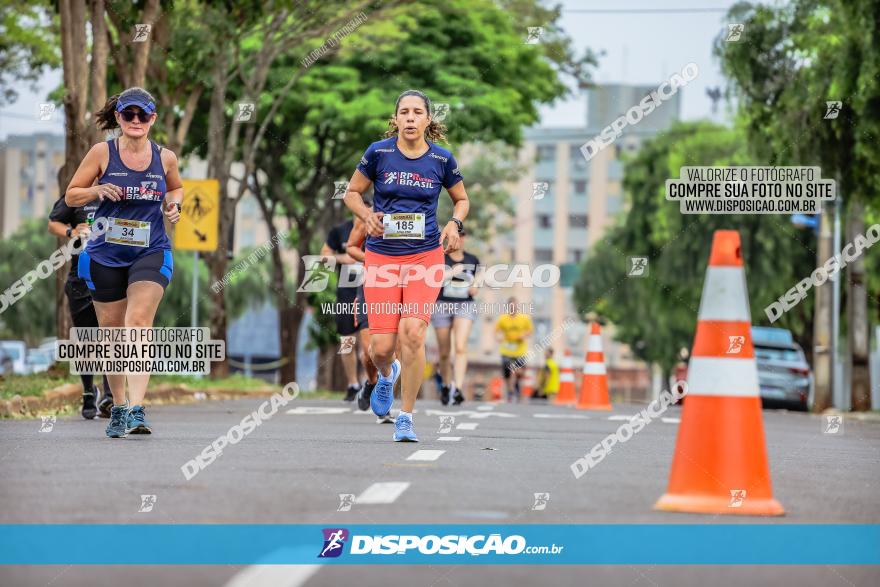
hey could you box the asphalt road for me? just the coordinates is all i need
[2,395,878,586]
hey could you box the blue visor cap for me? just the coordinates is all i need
[116,91,156,114]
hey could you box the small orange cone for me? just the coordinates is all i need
[654,230,784,516]
[576,323,612,410]
[488,377,503,402]
[521,369,534,398]
[554,350,576,406]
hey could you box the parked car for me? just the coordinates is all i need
[0,340,29,375]
[752,327,811,411]
[0,347,13,376]
[26,349,54,374]
[675,327,812,411]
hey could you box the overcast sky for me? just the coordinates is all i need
[0,1,741,140]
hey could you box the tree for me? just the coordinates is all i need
[573,122,818,385]
[0,1,59,106]
[717,0,880,410]
[0,220,59,344]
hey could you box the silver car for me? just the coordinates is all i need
[752,327,811,411]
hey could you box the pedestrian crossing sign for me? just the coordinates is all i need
[175,179,219,252]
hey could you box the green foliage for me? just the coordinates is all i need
[0,1,59,105]
[0,219,59,344]
[573,122,818,372]
[716,0,880,205]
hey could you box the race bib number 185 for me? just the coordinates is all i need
[383,213,425,240]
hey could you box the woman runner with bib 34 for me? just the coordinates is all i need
[65,87,183,439]
[344,89,469,442]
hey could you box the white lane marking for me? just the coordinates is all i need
[437,436,462,441]
[662,417,681,424]
[423,409,517,419]
[534,413,590,419]
[456,422,479,430]
[285,407,351,415]
[607,415,636,421]
[224,563,321,587]
[476,405,494,411]
[406,450,446,461]
[356,481,411,504]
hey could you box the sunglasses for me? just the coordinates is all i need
[119,109,153,123]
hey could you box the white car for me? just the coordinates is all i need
[0,341,29,375]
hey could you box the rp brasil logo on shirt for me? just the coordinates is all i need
[382,171,434,189]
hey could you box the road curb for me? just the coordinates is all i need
[0,382,278,419]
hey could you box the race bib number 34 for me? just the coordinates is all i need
[383,213,425,240]
[106,218,150,247]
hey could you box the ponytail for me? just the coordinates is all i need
[95,95,121,131]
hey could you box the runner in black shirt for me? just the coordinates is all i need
[47,196,112,419]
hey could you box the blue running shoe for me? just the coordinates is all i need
[371,359,400,417]
[125,405,152,435]
[393,412,419,442]
[106,405,128,438]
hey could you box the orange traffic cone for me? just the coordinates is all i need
[489,377,503,402]
[654,230,784,516]
[576,323,612,410]
[521,369,534,398]
[554,350,576,406]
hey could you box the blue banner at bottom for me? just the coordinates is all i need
[1,524,878,565]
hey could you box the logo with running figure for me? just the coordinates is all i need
[318,528,349,558]
[297,255,336,293]
[383,172,398,185]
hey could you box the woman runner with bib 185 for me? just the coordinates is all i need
[65,87,183,439]
[344,89,469,442]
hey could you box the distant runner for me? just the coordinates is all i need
[321,219,365,402]
[431,231,479,405]
[495,297,533,403]
[344,89,470,442]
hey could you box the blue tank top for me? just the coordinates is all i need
[86,139,170,267]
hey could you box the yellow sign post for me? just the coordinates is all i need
[175,179,219,252]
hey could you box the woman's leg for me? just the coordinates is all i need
[451,317,474,396]
[434,326,452,385]
[398,317,429,413]
[123,281,165,406]
[92,299,128,405]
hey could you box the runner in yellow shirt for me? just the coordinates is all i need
[494,297,533,402]
[535,347,559,400]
